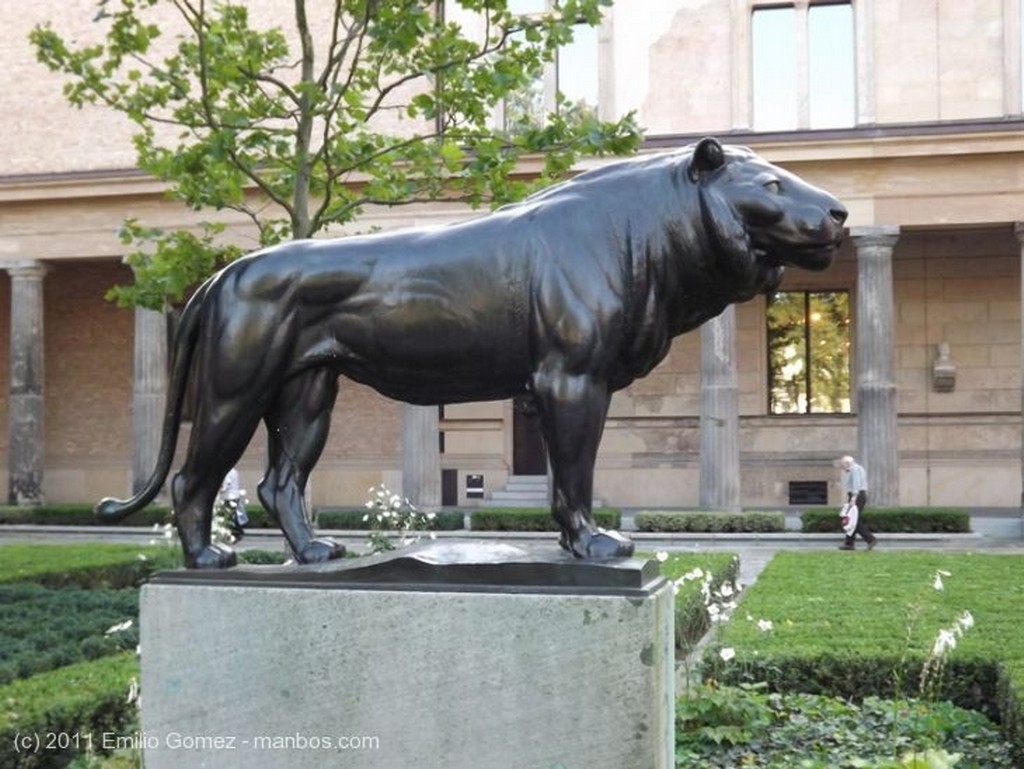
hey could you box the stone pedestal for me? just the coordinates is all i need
[140,542,674,769]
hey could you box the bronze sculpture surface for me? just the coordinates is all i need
[98,137,847,569]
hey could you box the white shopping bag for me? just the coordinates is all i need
[839,501,859,536]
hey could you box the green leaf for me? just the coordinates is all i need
[31,0,640,306]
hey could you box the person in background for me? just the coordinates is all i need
[220,467,249,541]
[838,455,877,551]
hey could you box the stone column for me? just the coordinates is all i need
[851,226,900,506]
[1014,223,1024,508]
[6,261,47,505]
[133,307,168,496]
[402,403,441,511]
[699,306,740,512]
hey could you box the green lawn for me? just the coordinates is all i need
[0,543,179,586]
[716,551,1024,664]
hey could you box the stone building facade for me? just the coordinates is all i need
[3,0,1024,511]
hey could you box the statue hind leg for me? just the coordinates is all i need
[258,368,344,563]
[172,397,266,569]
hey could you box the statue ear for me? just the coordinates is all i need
[688,137,725,182]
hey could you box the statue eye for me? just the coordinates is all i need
[764,179,782,194]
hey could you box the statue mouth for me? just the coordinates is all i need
[755,243,837,271]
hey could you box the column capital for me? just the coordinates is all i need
[849,225,901,250]
[3,260,48,281]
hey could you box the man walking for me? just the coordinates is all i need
[839,455,877,551]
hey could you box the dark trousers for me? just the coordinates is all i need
[844,490,875,546]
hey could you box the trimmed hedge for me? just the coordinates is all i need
[705,653,1002,721]
[0,653,139,769]
[316,507,464,531]
[0,503,279,528]
[0,585,139,686]
[800,506,971,533]
[635,510,786,533]
[0,544,181,588]
[998,663,1024,766]
[704,551,1024,762]
[0,503,476,532]
[470,507,621,532]
[0,504,173,528]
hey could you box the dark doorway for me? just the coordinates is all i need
[513,406,547,476]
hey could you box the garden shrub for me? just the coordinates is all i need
[997,663,1024,767]
[800,506,970,533]
[0,503,277,528]
[676,684,1014,768]
[0,585,139,686]
[0,544,181,588]
[705,653,1002,721]
[0,653,138,769]
[470,507,620,531]
[0,504,172,527]
[635,511,785,533]
[662,553,741,653]
[704,551,1024,760]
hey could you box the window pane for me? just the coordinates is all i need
[767,290,851,414]
[807,292,851,412]
[557,23,599,121]
[767,292,808,414]
[752,6,798,131]
[507,0,547,13]
[808,3,855,128]
[503,29,547,133]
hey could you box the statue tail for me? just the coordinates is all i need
[95,291,204,521]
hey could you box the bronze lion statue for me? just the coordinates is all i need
[98,137,846,568]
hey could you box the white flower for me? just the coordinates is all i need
[933,574,945,591]
[958,611,975,631]
[757,619,774,633]
[718,582,734,598]
[105,620,134,636]
[719,647,736,662]
[932,628,958,657]
[655,551,669,563]
[746,613,754,622]
[686,567,705,581]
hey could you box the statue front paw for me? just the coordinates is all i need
[296,538,345,563]
[186,543,238,569]
[561,528,634,559]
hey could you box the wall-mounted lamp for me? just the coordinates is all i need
[932,341,956,393]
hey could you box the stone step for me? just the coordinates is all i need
[483,475,549,508]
